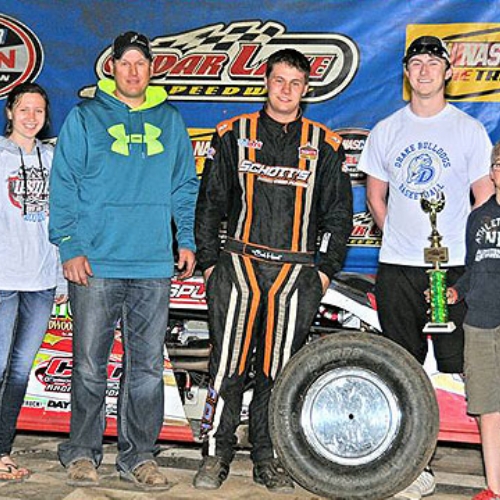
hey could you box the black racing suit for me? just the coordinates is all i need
[195,109,353,463]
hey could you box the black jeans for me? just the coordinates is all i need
[375,263,466,373]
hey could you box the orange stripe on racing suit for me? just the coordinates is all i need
[238,256,261,375]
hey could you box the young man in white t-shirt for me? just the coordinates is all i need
[358,35,494,500]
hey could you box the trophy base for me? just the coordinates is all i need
[423,321,456,334]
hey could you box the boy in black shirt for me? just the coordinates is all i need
[449,142,500,500]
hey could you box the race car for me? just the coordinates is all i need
[18,271,478,499]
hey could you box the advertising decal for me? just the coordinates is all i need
[0,13,43,98]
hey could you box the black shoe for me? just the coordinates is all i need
[193,456,230,490]
[253,458,294,493]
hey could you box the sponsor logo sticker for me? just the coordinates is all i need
[0,14,43,99]
[239,159,312,187]
[170,276,207,310]
[298,142,318,160]
[238,137,263,150]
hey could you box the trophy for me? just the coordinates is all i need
[421,193,456,334]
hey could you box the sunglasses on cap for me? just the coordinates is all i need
[403,37,450,65]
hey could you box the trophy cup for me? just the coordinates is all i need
[421,193,456,334]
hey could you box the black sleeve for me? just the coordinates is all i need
[195,129,234,271]
[316,144,353,280]
[453,210,478,300]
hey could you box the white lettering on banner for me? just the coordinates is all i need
[452,42,500,68]
[170,282,205,300]
[342,139,366,150]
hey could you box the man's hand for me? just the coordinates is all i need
[319,271,330,294]
[424,286,459,305]
[63,256,93,286]
[177,248,196,279]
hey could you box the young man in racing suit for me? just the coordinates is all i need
[193,48,353,492]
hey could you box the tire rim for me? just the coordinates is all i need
[301,367,401,465]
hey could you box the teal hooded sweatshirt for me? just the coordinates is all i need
[49,80,199,278]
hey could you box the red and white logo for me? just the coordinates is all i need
[335,128,370,184]
[0,14,44,99]
[86,20,359,103]
[349,211,382,247]
[298,143,318,161]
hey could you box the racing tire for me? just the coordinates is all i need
[269,331,439,500]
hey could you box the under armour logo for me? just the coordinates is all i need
[107,123,164,156]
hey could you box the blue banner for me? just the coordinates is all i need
[2,0,499,272]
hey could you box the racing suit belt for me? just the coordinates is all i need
[223,238,315,265]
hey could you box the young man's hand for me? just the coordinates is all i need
[319,271,330,294]
[203,265,215,283]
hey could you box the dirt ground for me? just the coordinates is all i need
[0,433,486,499]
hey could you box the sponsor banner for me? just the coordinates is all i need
[404,23,500,102]
[86,21,359,103]
[2,1,499,136]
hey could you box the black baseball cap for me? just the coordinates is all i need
[403,36,450,65]
[112,31,153,60]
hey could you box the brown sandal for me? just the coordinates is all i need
[0,455,30,482]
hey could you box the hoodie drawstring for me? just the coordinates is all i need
[140,112,145,159]
[18,145,47,217]
[18,147,27,216]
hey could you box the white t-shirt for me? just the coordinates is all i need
[357,104,492,266]
[0,136,65,292]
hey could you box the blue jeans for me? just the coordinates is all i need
[0,288,55,455]
[58,278,171,473]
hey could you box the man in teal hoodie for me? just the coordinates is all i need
[49,32,198,490]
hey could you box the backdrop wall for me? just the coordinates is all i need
[2,0,500,272]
